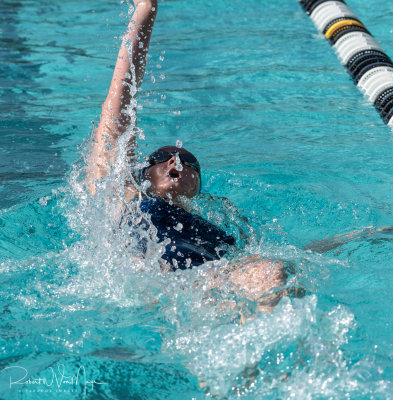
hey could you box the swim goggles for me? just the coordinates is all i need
[146,150,201,174]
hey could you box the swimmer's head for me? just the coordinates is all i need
[140,146,201,200]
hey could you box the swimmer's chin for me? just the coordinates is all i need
[149,187,194,207]
[167,195,193,210]
[151,182,187,196]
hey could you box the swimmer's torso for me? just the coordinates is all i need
[123,197,235,270]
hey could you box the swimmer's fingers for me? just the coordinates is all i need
[132,0,158,14]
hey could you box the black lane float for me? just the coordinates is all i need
[298,0,393,125]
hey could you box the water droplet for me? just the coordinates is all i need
[175,153,183,172]
[151,75,156,84]
[142,180,151,190]
[39,196,51,206]
[138,128,145,140]
[174,223,183,231]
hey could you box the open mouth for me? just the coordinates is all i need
[167,167,181,179]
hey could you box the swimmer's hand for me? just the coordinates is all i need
[132,0,157,20]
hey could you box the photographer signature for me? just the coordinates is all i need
[2,364,106,394]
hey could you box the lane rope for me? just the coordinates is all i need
[298,0,393,125]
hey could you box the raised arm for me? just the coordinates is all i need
[87,0,158,194]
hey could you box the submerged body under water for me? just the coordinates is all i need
[2,0,393,399]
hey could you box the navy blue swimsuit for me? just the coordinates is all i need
[124,197,235,270]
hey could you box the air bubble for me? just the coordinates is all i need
[174,223,183,231]
[142,180,151,190]
[138,128,145,140]
[39,196,51,206]
[176,140,182,148]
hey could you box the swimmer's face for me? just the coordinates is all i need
[144,146,201,200]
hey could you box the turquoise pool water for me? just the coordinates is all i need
[2,0,393,398]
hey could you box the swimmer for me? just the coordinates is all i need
[86,0,289,310]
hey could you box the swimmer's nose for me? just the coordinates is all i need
[167,154,177,165]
